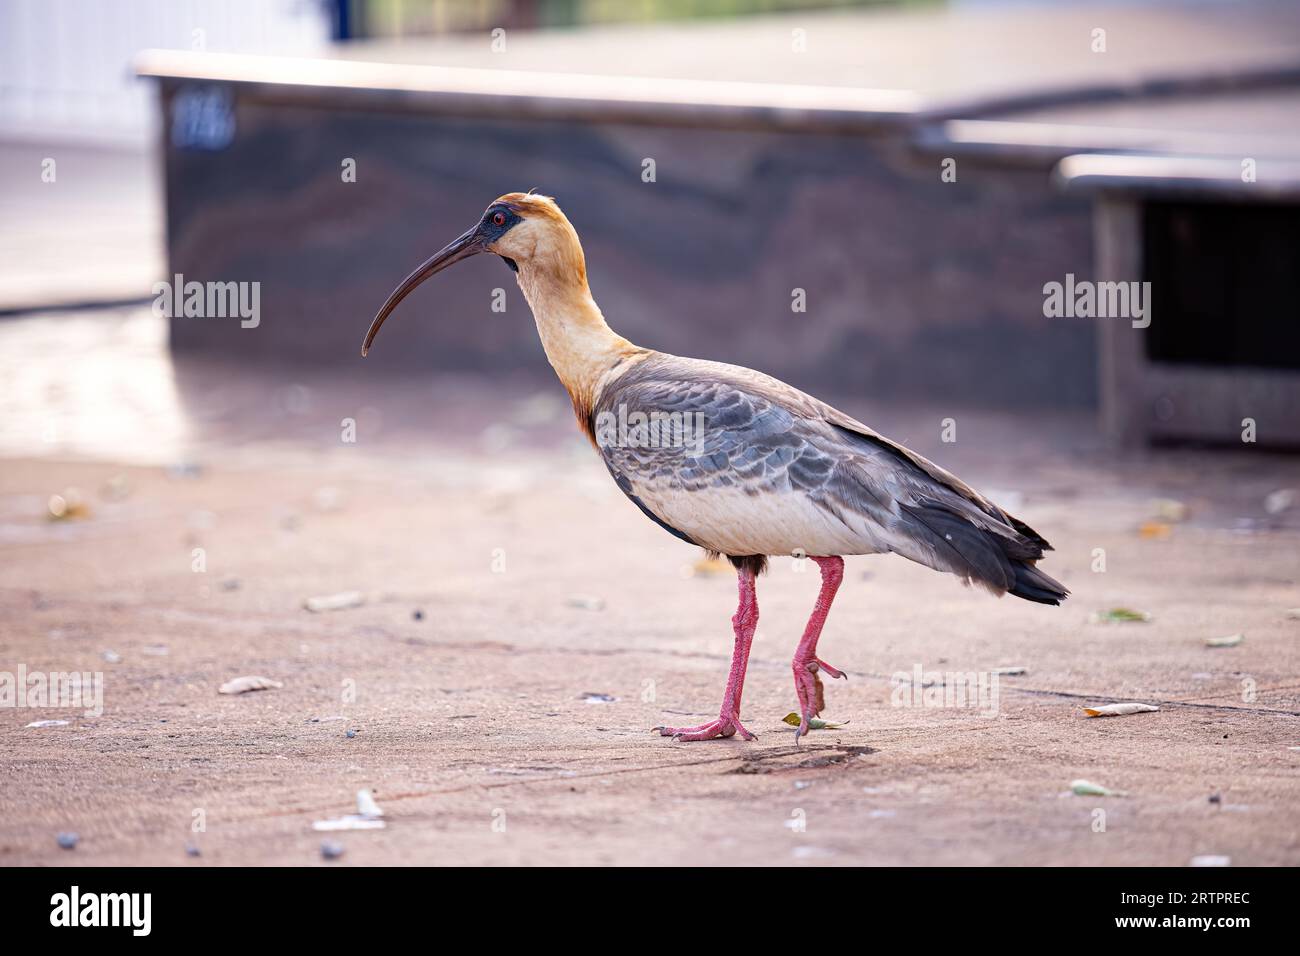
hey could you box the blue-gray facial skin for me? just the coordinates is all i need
[479,204,524,271]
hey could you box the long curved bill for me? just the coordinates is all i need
[361,226,483,356]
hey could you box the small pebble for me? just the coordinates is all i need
[320,840,345,860]
[185,843,201,857]
[412,609,424,621]
[1209,793,1222,804]
[56,832,79,850]
[346,729,357,739]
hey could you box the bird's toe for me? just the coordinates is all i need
[658,715,753,742]
[817,658,847,680]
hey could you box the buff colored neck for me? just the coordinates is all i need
[514,260,643,415]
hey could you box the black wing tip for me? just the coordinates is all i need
[1008,562,1069,605]
[1005,513,1053,553]
[1009,590,1064,606]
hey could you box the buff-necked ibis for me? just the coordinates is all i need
[362,192,1068,742]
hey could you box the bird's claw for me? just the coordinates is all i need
[793,656,847,738]
[794,659,828,720]
[792,711,817,745]
[816,658,847,680]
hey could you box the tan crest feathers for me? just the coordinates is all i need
[494,191,566,223]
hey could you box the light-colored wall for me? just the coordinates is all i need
[0,0,329,145]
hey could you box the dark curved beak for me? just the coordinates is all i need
[361,225,484,356]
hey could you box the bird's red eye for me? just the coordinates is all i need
[492,211,506,226]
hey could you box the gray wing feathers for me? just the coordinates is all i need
[597,375,842,502]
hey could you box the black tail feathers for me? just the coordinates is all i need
[897,499,1069,605]
[1008,560,1069,605]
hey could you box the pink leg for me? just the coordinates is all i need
[792,556,847,742]
[656,567,759,742]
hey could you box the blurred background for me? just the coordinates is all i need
[3,0,1300,868]
[3,0,1298,465]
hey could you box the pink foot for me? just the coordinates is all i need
[792,659,846,742]
[792,662,819,741]
[655,714,756,742]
